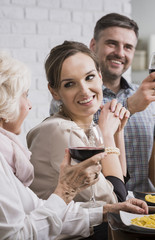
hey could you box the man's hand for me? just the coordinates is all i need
[127,72,155,114]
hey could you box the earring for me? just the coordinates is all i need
[4,119,9,123]
[59,104,63,112]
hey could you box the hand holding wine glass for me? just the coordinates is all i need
[69,123,104,208]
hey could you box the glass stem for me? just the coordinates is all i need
[90,185,96,203]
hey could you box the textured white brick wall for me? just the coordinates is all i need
[0,0,132,145]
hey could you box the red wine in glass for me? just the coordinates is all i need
[149,52,155,80]
[69,147,105,163]
[149,69,155,74]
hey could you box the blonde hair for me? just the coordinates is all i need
[0,51,31,122]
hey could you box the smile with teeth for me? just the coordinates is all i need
[111,60,122,65]
[78,96,94,104]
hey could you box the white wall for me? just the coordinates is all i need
[132,0,155,51]
[0,0,132,145]
[131,0,155,84]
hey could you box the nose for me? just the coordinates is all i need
[79,81,90,95]
[114,44,125,58]
[28,99,32,110]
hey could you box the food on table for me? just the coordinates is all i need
[131,214,155,229]
[145,194,155,203]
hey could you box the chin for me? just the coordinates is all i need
[15,129,21,135]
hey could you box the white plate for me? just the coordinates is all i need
[120,211,155,231]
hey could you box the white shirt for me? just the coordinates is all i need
[0,152,103,239]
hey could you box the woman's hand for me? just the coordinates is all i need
[98,101,120,137]
[98,99,130,137]
[109,99,130,131]
[103,198,148,222]
[54,149,105,204]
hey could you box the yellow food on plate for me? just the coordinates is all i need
[145,194,155,203]
[131,214,155,229]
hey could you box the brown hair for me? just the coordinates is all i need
[94,13,139,41]
[45,40,100,89]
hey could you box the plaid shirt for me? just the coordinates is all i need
[94,77,155,192]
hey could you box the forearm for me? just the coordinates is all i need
[114,130,127,176]
[101,135,124,181]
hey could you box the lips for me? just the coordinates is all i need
[78,96,94,104]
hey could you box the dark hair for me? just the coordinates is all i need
[94,13,139,41]
[45,41,100,89]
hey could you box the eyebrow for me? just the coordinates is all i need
[60,69,97,83]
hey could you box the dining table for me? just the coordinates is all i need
[108,211,155,240]
[108,190,155,240]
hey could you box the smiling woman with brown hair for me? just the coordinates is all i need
[26,41,133,239]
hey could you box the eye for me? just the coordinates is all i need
[23,91,29,98]
[125,44,133,51]
[64,81,74,88]
[109,42,116,46]
[86,74,95,81]
[106,40,117,47]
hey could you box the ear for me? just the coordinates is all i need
[98,71,102,80]
[89,38,96,52]
[98,70,103,84]
[48,83,61,100]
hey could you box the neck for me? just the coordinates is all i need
[74,118,93,126]
[103,77,121,94]
[0,119,4,128]
[60,107,93,125]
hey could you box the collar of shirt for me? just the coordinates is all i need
[102,77,137,99]
[102,77,134,92]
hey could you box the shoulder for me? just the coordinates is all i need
[26,114,74,147]
[41,114,74,130]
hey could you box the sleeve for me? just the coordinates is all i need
[0,154,103,239]
[59,201,103,238]
[0,156,65,240]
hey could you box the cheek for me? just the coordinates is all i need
[95,81,103,97]
[127,51,135,62]
[20,103,29,119]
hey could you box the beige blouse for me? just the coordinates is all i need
[27,113,118,204]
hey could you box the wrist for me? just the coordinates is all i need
[127,96,135,115]
[105,147,120,155]
[103,204,111,222]
[114,129,124,141]
[54,183,77,204]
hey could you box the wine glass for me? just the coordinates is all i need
[149,52,155,117]
[149,52,155,74]
[69,123,104,208]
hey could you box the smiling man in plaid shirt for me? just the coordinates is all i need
[90,13,155,192]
